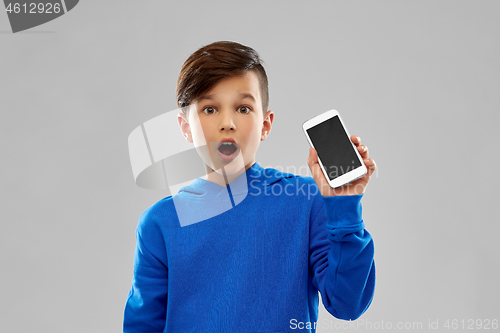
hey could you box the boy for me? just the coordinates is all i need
[123,41,377,333]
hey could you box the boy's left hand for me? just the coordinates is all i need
[307,135,377,197]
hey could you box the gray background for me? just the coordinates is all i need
[1,1,498,332]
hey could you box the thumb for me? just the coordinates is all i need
[308,147,318,164]
[307,148,320,176]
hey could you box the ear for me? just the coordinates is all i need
[178,112,193,143]
[261,110,274,141]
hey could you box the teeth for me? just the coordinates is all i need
[220,142,235,146]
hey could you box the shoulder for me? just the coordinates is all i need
[137,195,176,234]
[260,165,318,189]
[257,167,325,219]
[257,166,322,203]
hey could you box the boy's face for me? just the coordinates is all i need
[178,70,273,176]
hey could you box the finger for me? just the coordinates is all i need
[351,135,361,146]
[364,158,376,178]
[357,145,369,159]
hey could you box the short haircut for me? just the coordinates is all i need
[176,41,269,117]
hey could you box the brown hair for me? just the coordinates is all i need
[176,41,269,116]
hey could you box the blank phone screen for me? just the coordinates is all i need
[306,115,362,180]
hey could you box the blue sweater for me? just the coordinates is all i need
[123,161,375,333]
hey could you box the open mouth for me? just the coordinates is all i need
[217,141,240,162]
[218,142,238,156]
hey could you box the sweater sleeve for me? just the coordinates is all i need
[123,210,169,333]
[309,193,375,321]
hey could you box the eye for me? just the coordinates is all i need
[238,105,251,114]
[202,106,216,114]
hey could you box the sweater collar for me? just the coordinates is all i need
[176,161,295,197]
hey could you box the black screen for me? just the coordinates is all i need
[306,115,362,180]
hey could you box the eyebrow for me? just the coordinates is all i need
[197,92,256,103]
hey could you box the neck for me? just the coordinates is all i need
[202,160,256,187]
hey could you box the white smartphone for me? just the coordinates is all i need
[302,109,367,188]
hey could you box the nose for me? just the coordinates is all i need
[219,109,236,131]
